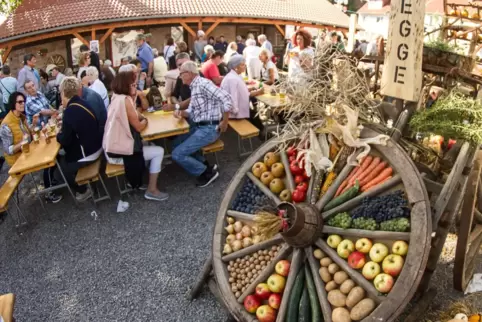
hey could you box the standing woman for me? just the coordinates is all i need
[103,71,169,201]
[286,29,315,82]
[77,52,91,80]
[194,31,207,62]
[163,37,176,64]
[259,49,279,85]
[243,39,262,80]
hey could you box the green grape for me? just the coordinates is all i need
[328,212,352,229]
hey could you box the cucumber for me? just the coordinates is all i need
[304,265,323,322]
[286,265,305,322]
[324,179,360,211]
[299,283,312,322]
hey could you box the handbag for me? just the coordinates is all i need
[103,94,134,156]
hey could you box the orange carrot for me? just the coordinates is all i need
[335,166,359,197]
[361,176,392,192]
[348,156,373,186]
[360,167,393,191]
[356,157,381,184]
[359,161,387,186]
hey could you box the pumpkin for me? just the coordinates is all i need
[462,9,469,17]
[471,12,480,19]
[449,9,457,16]
[469,314,482,322]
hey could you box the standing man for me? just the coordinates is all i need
[258,34,273,54]
[17,54,40,94]
[200,50,225,86]
[136,33,154,87]
[236,35,246,55]
[171,61,232,187]
[214,35,228,53]
[24,80,56,126]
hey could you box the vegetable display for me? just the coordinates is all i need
[223,218,265,254]
[351,190,410,223]
[232,180,271,214]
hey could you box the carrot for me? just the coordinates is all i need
[359,161,387,186]
[335,166,359,197]
[348,156,373,186]
[356,157,381,184]
[361,176,392,192]
[360,167,393,191]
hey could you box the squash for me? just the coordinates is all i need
[461,9,469,18]
[469,314,482,322]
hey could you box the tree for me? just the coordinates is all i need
[0,0,23,15]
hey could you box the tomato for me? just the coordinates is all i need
[292,189,306,203]
[294,175,305,185]
[296,182,308,192]
[289,155,296,163]
[286,146,297,157]
[289,160,303,176]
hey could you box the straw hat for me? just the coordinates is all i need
[46,64,57,74]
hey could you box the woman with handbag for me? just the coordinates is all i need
[103,71,168,201]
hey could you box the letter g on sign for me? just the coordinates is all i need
[399,20,411,37]
[397,44,409,61]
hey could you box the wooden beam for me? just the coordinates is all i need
[205,21,221,37]
[73,32,89,46]
[1,46,12,64]
[274,24,285,37]
[91,29,96,41]
[198,20,202,32]
[180,22,196,37]
[99,27,115,44]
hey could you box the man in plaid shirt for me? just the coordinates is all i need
[172,61,233,187]
[24,80,56,126]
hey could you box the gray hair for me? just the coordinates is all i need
[180,61,199,75]
[104,59,112,66]
[227,54,245,70]
[204,45,215,54]
[60,76,80,99]
[119,64,136,73]
[152,48,159,57]
[246,39,256,47]
[236,35,242,42]
[86,66,99,79]
[176,52,191,61]
[259,48,272,59]
[258,34,267,42]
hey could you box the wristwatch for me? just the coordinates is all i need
[175,104,180,111]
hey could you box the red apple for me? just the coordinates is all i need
[244,294,261,313]
[296,182,308,192]
[291,189,306,203]
[256,304,276,322]
[302,169,310,179]
[267,273,286,293]
[289,155,296,163]
[373,273,394,293]
[382,254,404,277]
[289,160,303,176]
[268,293,282,309]
[286,146,297,157]
[294,175,305,184]
[348,251,366,269]
[255,283,271,300]
[275,260,291,277]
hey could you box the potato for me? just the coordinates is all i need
[313,249,326,259]
[328,263,340,274]
[334,271,349,284]
[325,280,338,292]
[340,279,356,294]
[319,267,332,283]
[346,286,366,309]
[350,298,376,320]
[332,307,352,322]
[320,257,333,267]
[327,289,347,307]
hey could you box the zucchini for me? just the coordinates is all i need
[286,265,305,322]
[323,180,360,211]
[299,284,311,322]
[305,265,322,322]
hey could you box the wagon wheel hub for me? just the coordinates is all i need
[278,202,323,248]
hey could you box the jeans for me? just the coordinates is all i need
[56,157,95,193]
[171,124,219,176]
[43,166,57,188]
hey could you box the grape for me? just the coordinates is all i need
[352,217,378,230]
[327,212,352,229]
[379,218,410,232]
[351,190,410,224]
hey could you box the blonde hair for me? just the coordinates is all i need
[259,48,272,59]
[60,76,80,100]
[79,52,90,66]
[204,45,214,54]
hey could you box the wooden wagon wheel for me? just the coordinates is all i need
[454,149,482,291]
[47,54,66,72]
[212,128,432,322]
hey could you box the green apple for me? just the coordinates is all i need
[392,240,409,256]
[327,234,342,248]
[362,261,381,280]
[355,238,373,254]
[369,243,389,263]
[337,239,355,259]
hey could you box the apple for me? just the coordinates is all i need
[291,189,306,203]
[296,182,308,192]
[362,261,381,280]
[392,240,409,256]
[369,243,389,263]
[279,189,292,201]
[348,251,366,269]
[244,294,261,313]
[286,146,297,157]
[268,293,282,309]
[267,273,286,293]
[289,155,296,163]
[269,178,285,194]
[260,171,274,186]
[271,163,285,178]
[337,239,355,259]
[256,304,276,322]
[264,152,279,168]
[255,283,271,300]
[289,160,303,176]
[294,175,305,184]
[327,235,342,248]
[275,260,291,277]
[373,273,394,293]
[355,238,373,254]
[252,162,268,178]
[382,254,404,277]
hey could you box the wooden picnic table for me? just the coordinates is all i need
[0,293,15,322]
[141,111,190,141]
[8,136,60,177]
[256,92,290,108]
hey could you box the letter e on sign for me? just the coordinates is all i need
[381,0,425,101]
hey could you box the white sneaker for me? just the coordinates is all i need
[76,189,92,201]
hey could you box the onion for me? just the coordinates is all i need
[233,221,243,233]
[226,234,236,244]
[223,244,233,254]
[242,237,253,248]
[241,225,251,238]
[251,225,259,235]
[232,240,242,252]
[226,216,235,224]
[225,224,234,234]
[252,235,262,244]
[236,233,243,240]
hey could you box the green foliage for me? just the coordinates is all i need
[0,0,23,15]
[425,39,462,54]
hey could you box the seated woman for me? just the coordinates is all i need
[0,92,62,203]
[103,71,168,202]
[86,66,109,110]
[201,45,214,63]
[259,49,279,85]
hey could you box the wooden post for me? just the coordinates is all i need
[381,0,425,102]
[346,14,357,53]
[73,32,89,46]
[1,46,12,64]
[275,24,285,37]
[198,20,202,32]
[99,28,115,44]
[91,29,96,41]
[180,22,196,38]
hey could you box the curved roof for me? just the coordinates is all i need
[0,0,351,42]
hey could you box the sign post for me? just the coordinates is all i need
[381,0,425,102]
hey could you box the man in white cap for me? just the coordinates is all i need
[194,30,207,62]
[46,64,65,87]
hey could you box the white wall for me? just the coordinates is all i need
[357,14,390,40]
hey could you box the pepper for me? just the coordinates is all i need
[323,180,360,211]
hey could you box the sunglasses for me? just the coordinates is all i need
[130,83,138,88]
[16,100,25,104]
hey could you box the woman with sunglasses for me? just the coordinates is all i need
[0,92,62,203]
[77,52,91,80]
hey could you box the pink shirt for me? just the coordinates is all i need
[201,60,221,85]
[221,70,250,119]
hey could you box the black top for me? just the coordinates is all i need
[172,71,204,102]
[236,42,246,54]
[89,51,101,74]
[214,42,228,53]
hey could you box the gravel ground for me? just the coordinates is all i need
[0,131,480,322]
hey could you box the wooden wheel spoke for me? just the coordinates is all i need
[305,246,333,322]
[237,244,292,303]
[466,224,482,259]
[222,235,284,262]
[322,226,410,241]
[315,239,385,304]
[246,172,281,205]
[280,151,295,192]
[226,210,255,222]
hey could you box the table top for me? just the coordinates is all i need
[8,137,60,177]
[141,111,190,141]
[256,92,290,108]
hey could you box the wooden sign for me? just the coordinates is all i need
[381,0,425,102]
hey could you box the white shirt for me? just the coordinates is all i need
[153,56,168,83]
[261,61,279,83]
[164,45,176,63]
[89,79,109,109]
[261,40,273,54]
[288,47,315,80]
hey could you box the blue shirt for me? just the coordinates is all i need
[137,42,154,72]
[25,91,51,125]
[236,42,246,55]
[0,76,18,104]
[17,66,40,94]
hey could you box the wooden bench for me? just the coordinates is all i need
[0,293,15,322]
[105,163,131,196]
[0,176,27,227]
[228,119,260,157]
[75,159,110,204]
[202,139,224,165]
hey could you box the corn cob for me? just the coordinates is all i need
[333,146,355,174]
[310,170,324,204]
[319,171,337,198]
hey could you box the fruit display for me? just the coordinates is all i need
[231,179,272,214]
[228,246,282,298]
[328,212,352,229]
[223,219,265,254]
[286,145,311,203]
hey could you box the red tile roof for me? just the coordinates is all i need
[0,0,352,42]
[357,0,446,15]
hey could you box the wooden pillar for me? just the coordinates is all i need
[198,21,203,32]
[91,29,96,41]
[1,46,12,64]
[346,14,357,53]
[73,32,89,46]
[65,38,73,68]
[205,21,221,37]
[99,28,115,44]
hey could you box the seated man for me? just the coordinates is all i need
[24,80,56,126]
[56,77,103,201]
[171,61,232,188]
[164,53,192,112]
